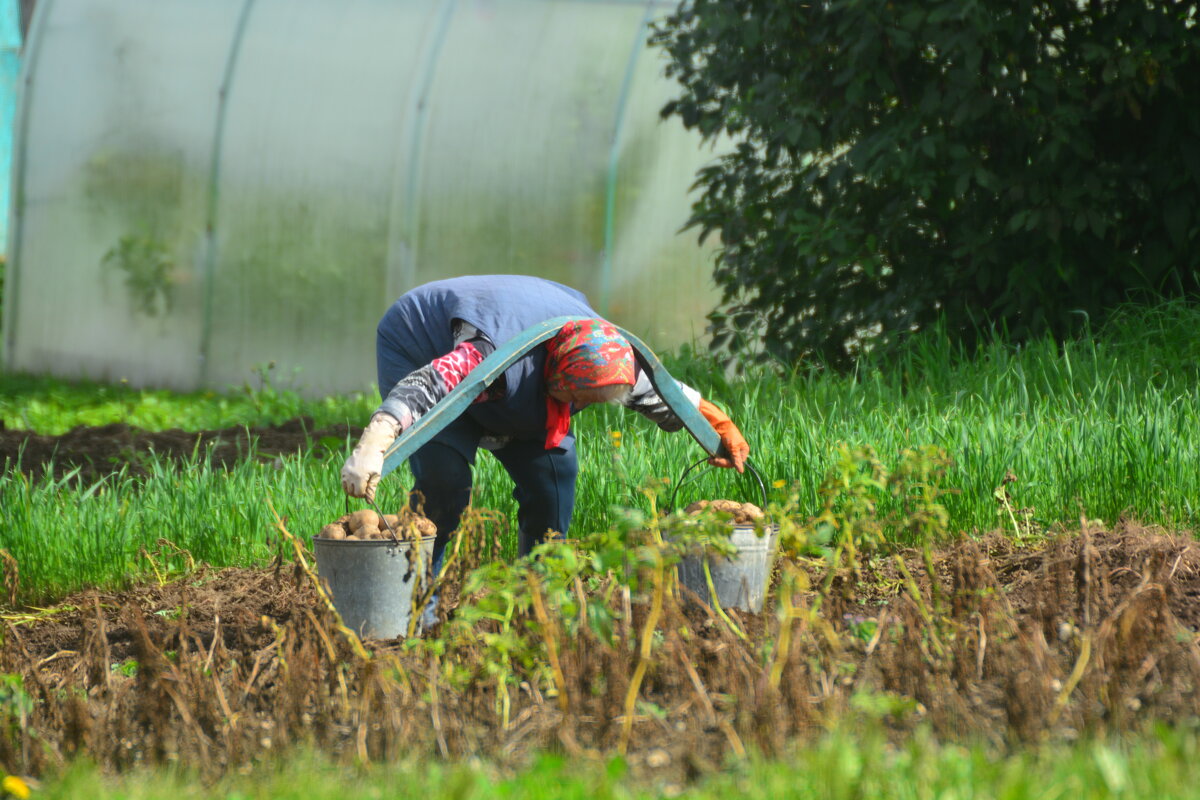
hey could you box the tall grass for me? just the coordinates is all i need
[32,724,1200,799]
[589,300,1200,534]
[3,301,1200,601]
[0,453,343,601]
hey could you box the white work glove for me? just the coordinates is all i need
[341,412,402,502]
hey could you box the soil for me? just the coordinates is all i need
[0,417,356,481]
[4,519,1200,784]
[4,420,1200,784]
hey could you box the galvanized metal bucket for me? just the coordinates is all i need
[312,536,436,639]
[676,524,780,612]
[670,458,780,613]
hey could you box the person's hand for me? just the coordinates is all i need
[341,413,401,502]
[699,398,749,473]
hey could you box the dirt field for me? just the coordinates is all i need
[5,524,1200,782]
[3,423,1200,782]
[0,417,355,481]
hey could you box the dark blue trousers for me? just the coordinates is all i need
[407,416,577,572]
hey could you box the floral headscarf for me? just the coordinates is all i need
[542,319,635,448]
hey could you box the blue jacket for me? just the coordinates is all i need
[376,275,597,447]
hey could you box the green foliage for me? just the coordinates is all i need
[437,503,683,723]
[438,553,560,724]
[0,452,303,603]
[27,720,1200,799]
[111,659,139,678]
[0,369,375,434]
[101,234,175,317]
[849,689,919,722]
[778,443,953,567]
[6,302,1200,603]
[653,0,1200,368]
[0,673,33,743]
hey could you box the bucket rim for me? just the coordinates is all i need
[729,523,780,532]
[312,535,435,548]
[672,524,780,558]
[668,522,780,535]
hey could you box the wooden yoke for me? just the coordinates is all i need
[380,316,723,478]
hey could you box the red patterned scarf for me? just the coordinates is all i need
[543,319,635,449]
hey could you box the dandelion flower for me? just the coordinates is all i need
[3,775,31,800]
[772,479,786,489]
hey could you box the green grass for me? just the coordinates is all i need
[6,301,1200,796]
[26,724,1200,799]
[4,301,1200,601]
[0,367,376,434]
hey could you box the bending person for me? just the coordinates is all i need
[340,274,749,571]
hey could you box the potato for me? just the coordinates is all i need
[358,522,382,540]
[740,503,765,520]
[683,499,766,523]
[344,534,360,541]
[334,513,352,526]
[318,524,346,540]
[347,510,376,532]
[415,518,436,537]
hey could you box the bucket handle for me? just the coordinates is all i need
[339,494,403,544]
[667,457,768,513]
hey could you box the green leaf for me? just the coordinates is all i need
[652,0,1200,368]
[1164,201,1191,248]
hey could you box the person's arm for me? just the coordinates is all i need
[377,323,499,429]
[341,321,499,500]
[621,369,749,472]
[621,369,701,431]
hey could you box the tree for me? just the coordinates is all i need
[653,0,1200,368]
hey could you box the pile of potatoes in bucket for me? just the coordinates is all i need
[317,509,436,541]
[683,499,766,525]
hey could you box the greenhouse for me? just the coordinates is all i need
[3,0,722,396]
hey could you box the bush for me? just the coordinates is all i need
[654,0,1200,368]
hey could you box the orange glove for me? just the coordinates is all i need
[699,398,749,473]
